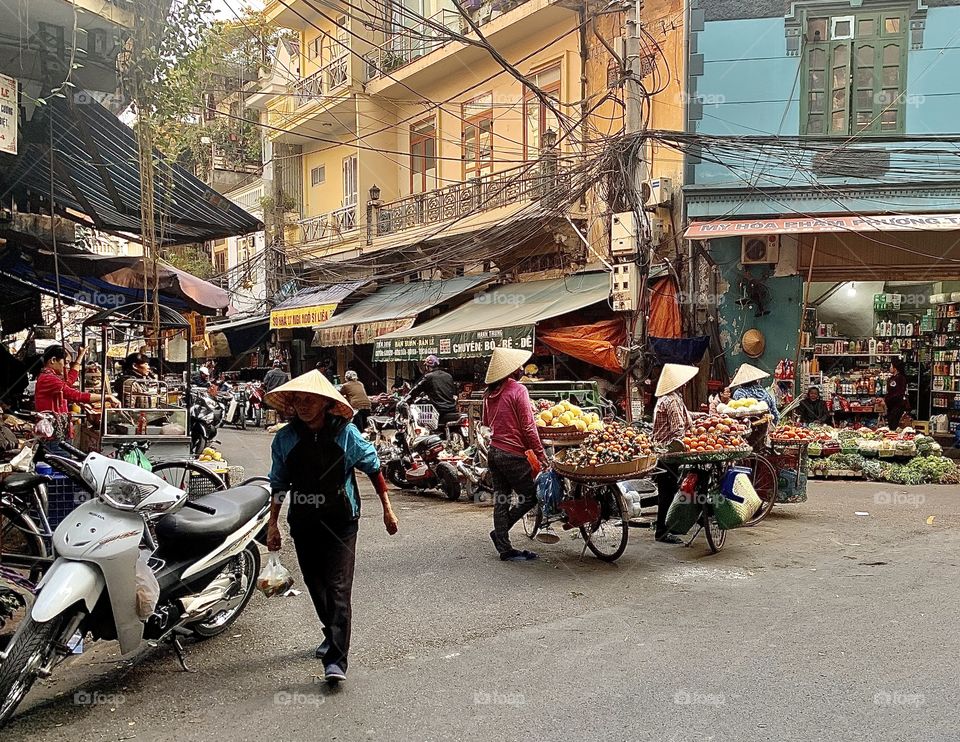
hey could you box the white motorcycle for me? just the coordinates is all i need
[0,452,270,726]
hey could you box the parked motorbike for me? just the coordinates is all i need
[189,389,223,455]
[457,425,494,500]
[246,382,265,427]
[216,383,247,431]
[0,452,270,726]
[384,402,463,501]
[404,397,469,453]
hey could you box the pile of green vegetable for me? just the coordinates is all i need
[856,456,958,485]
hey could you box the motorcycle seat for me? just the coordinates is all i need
[155,486,267,553]
[1,472,50,495]
[369,416,393,430]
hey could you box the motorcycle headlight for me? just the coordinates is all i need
[100,466,158,511]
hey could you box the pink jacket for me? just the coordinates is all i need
[482,378,545,460]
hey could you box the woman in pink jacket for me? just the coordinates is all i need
[482,348,548,562]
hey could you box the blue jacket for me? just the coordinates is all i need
[733,382,780,424]
[269,418,381,519]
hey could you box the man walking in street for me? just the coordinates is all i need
[262,360,290,394]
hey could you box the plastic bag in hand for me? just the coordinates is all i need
[135,550,160,619]
[256,552,295,598]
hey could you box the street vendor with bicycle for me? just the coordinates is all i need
[651,363,700,545]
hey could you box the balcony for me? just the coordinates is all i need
[365,0,573,93]
[375,161,571,237]
[295,205,359,245]
[365,10,463,81]
[267,58,354,141]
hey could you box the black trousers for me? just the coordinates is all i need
[291,522,358,669]
[488,447,538,554]
[653,463,681,539]
[437,410,460,438]
[352,409,370,432]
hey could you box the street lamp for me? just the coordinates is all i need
[543,127,558,149]
[369,184,381,202]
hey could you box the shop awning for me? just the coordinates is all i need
[270,281,369,330]
[207,315,270,358]
[686,213,960,239]
[3,92,262,245]
[312,274,495,348]
[373,272,610,362]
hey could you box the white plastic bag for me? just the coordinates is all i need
[256,552,294,598]
[135,550,160,619]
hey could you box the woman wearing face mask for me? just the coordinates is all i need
[265,370,399,685]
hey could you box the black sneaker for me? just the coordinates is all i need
[324,663,347,683]
[656,534,684,544]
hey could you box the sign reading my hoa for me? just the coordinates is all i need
[373,325,534,361]
[0,74,17,155]
[269,303,337,329]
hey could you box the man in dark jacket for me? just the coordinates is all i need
[407,355,459,433]
[262,360,290,393]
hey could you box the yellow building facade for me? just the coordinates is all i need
[262,0,686,276]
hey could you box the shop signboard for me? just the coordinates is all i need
[687,213,960,238]
[374,325,534,361]
[270,303,337,329]
[0,74,17,155]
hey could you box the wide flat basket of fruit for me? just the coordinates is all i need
[552,423,658,482]
[658,415,752,463]
[715,398,770,418]
[535,400,603,441]
[770,424,817,445]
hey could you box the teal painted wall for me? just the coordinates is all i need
[711,237,802,379]
[690,8,960,192]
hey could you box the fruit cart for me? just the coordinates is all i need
[768,425,818,505]
[523,422,659,562]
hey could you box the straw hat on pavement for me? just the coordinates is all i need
[730,363,769,389]
[655,363,699,397]
[265,369,354,419]
[485,347,532,384]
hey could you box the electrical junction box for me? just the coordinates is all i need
[611,211,637,256]
[610,263,639,312]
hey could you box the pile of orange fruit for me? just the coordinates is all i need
[770,424,818,443]
[680,415,748,453]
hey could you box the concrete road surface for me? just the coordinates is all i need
[5,428,959,742]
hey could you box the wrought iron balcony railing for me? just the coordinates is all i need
[375,161,570,237]
[297,205,358,243]
[292,58,350,107]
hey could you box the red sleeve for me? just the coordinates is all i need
[66,367,80,386]
[37,372,91,405]
[513,385,545,458]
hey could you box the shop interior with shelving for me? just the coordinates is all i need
[795,280,960,436]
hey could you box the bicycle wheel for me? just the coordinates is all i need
[151,461,226,500]
[741,453,778,526]
[579,484,629,562]
[0,505,46,582]
[521,501,542,539]
[702,503,726,553]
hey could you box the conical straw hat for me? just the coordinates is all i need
[655,363,699,396]
[265,369,354,419]
[485,347,532,384]
[730,363,769,388]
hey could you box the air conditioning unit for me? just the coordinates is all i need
[642,177,673,208]
[611,211,637,256]
[610,263,639,312]
[741,235,780,265]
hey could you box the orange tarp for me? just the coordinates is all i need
[538,318,626,373]
[648,276,682,339]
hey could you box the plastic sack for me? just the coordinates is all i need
[536,469,563,516]
[135,550,160,620]
[665,474,700,535]
[714,474,762,530]
[256,552,295,598]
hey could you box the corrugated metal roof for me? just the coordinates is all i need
[4,92,262,244]
[271,280,369,311]
[313,274,495,330]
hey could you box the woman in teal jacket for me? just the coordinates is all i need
[265,370,398,684]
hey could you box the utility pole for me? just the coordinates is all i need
[264,140,287,308]
[623,0,650,422]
